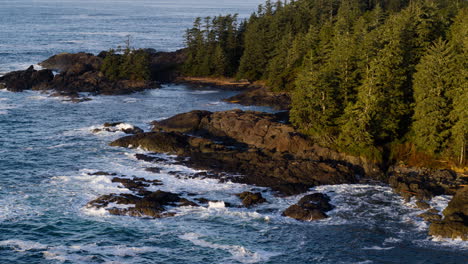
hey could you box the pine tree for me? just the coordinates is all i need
[100,49,121,81]
[412,39,457,155]
[447,8,468,165]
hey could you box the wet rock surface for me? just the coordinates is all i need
[282,193,333,221]
[388,166,466,201]
[236,191,267,207]
[87,190,198,218]
[429,187,468,240]
[112,109,386,195]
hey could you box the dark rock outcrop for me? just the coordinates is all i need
[0,66,53,92]
[282,193,333,221]
[237,191,267,207]
[87,190,198,218]
[109,110,394,194]
[39,52,102,72]
[428,187,468,240]
[388,166,465,202]
[225,86,291,110]
[2,51,162,96]
[152,109,381,178]
[110,130,357,194]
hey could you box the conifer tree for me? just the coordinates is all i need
[412,39,457,155]
[447,8,468,165]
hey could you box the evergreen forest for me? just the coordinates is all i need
[183,0,467,168]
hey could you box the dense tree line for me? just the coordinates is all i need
[101,47,150,81]
[183,0,467,166]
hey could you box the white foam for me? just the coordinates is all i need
[45,243,165,264]
[208,201,226,209]
[429,195,452,213]
[45,143,77,149]
[0,239,48,252]
[180,233,280,263]
[190,90,220,95]
[80,206,109,217]
[362,246,394,250]
[123,98,139,103]
[116,123,135,131]
[383,237,402,244]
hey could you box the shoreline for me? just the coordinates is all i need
[1,51,467,241]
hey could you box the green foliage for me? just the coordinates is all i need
[183,14,241,77]
[412,39,456,155]
[101,48,150,81]
[183,0,468,164]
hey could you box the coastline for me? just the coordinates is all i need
[1,51,467,241]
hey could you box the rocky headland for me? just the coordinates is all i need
[0,49,188,100]
[101,108,467,239]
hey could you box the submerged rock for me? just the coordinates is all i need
[282,193,333,221]
[236,191,267,207]
[87,190,198,218]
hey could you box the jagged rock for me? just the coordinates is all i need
[152,109,381,179]
[0,66,53,92]
[39,52,102,72]
[110,131,355,195]
[87,190,198,218]
[152,110,212,133]
[388,166,466,202]
[145,167,162,173]
[283,205,328,221]
[416,200,431,210]
[135,154,167,162]
[111,109,370,195]
[282,193,332,221]
[429,187,468,240]
[418,212,442,222]
[237,191,267,207]
[110,132,189,155]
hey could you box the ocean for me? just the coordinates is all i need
[0,1,467,263]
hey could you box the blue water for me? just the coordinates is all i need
[0,1,467,263]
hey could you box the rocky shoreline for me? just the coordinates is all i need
[104,109,467,239]
[1,51,466,240]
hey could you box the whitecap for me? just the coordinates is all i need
[0,239,48,252]
[208,201,226,209]
[362,246,394,250]
[179,233,280,264]
[190,90,220,95]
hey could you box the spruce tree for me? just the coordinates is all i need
[412,39,457,155]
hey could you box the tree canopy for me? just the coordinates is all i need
[183,0,467,166]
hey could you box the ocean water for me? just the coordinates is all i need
[0,1,467,264]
